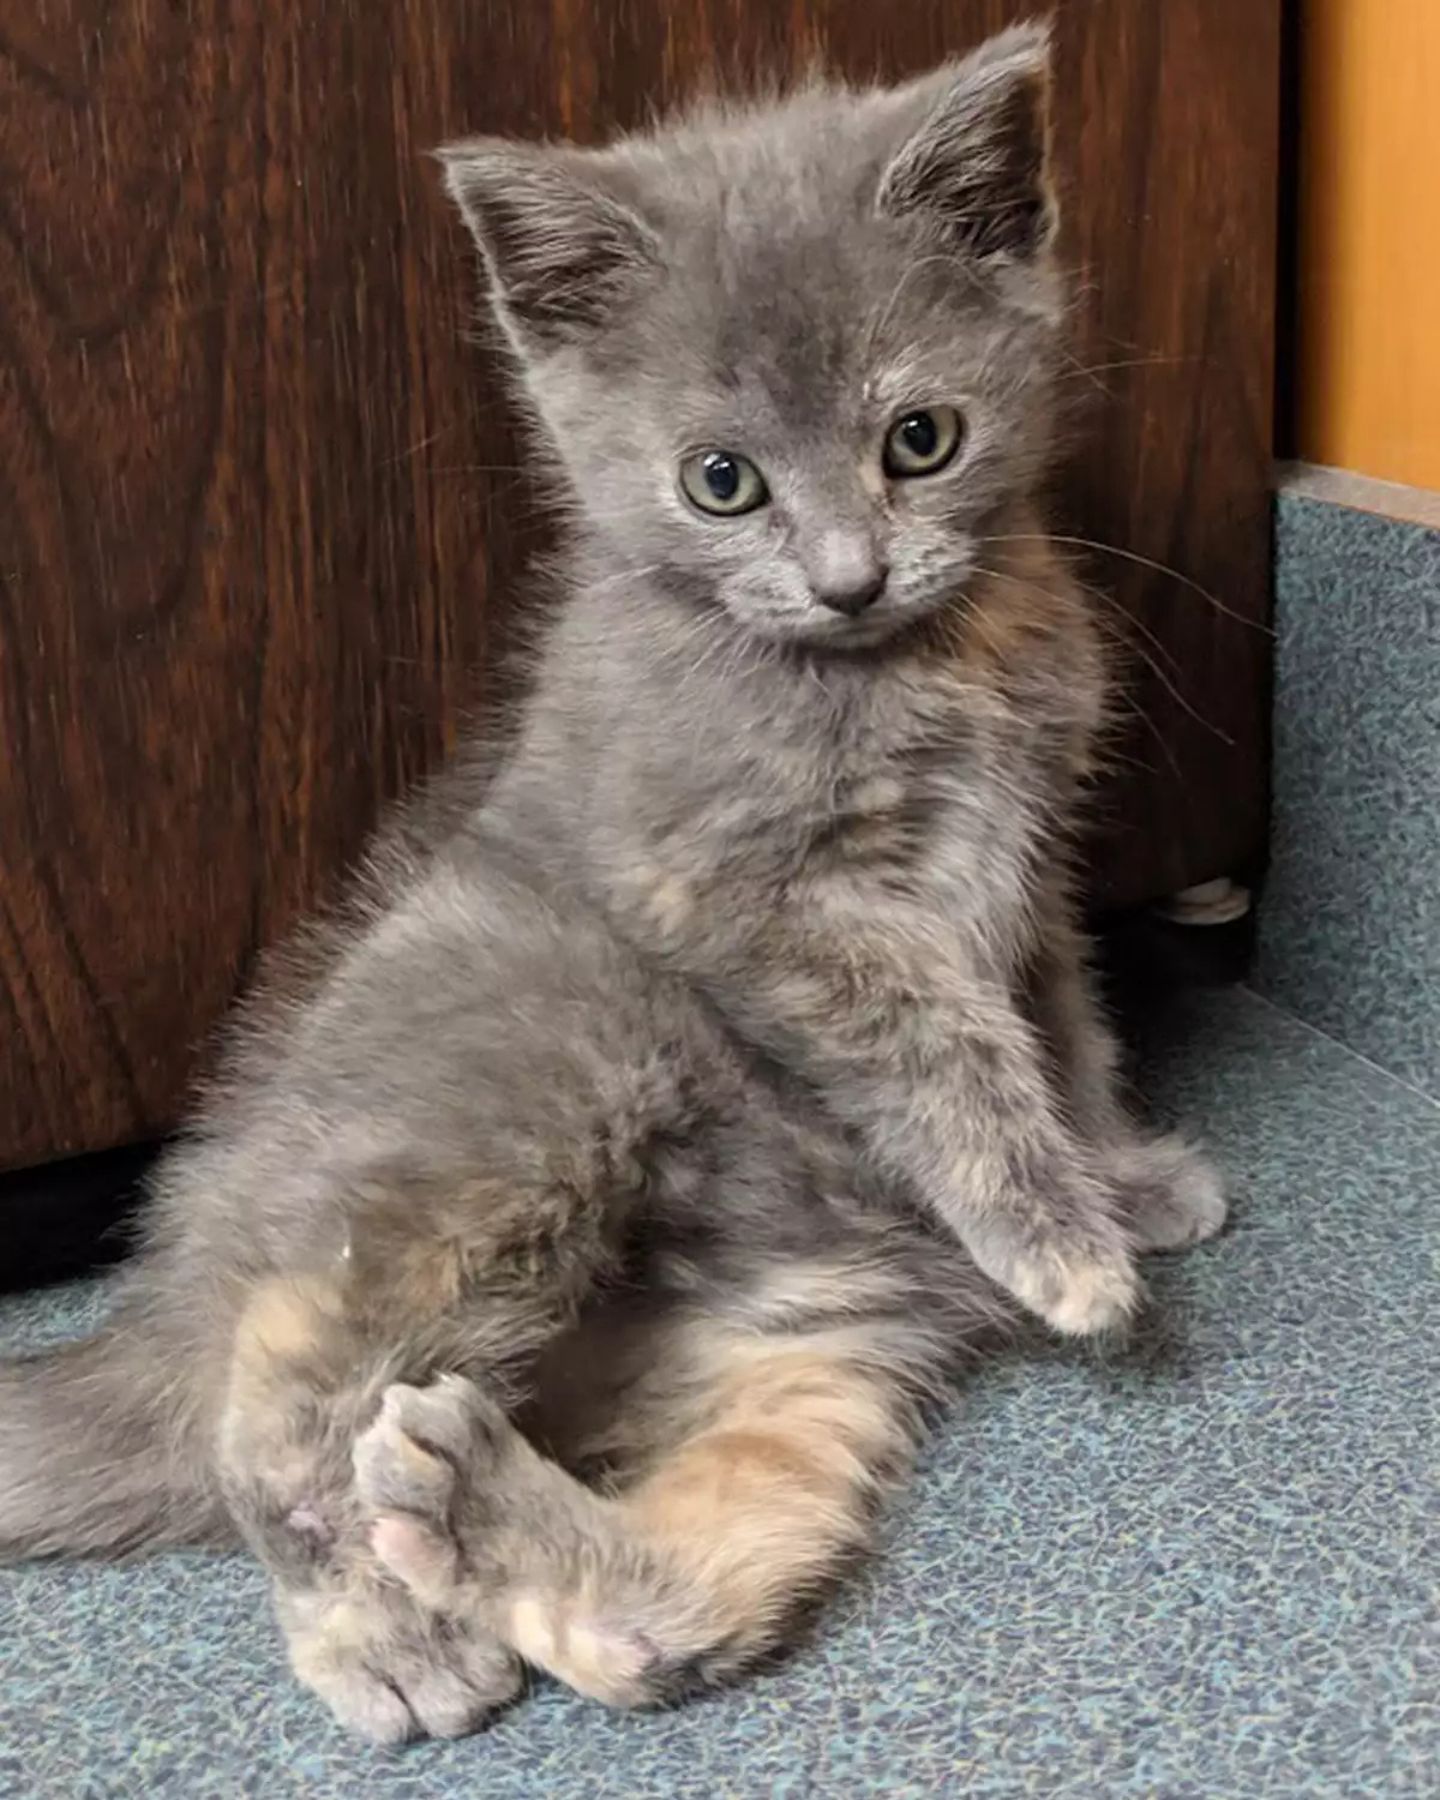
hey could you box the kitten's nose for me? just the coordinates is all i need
[803,530,889,618]
[809,547,890,618]
[813,568,888,617]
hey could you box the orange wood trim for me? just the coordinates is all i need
[1296,1,1440,490]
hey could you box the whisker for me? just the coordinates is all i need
[1055,353,1200,382]
[1104,693,1187,786]
[426,464,532,477]
[378,427,460,467]
[977,532,1272,635]
[1113,636,1235,747]
[971,563,1235,748]
[1051,343,1112,395]
[1058,568,1189,682]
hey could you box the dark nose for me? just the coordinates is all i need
[813,567,889,618]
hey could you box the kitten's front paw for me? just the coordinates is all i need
[1102,1134,1227,1252]
[966,1170,1142,1336]
[1005,1241,1141,1336]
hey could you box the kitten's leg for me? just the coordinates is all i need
[1026,901,1226,1251]
[218,1181,644,1742]
[1023,899,1129,1144]
[353,1337,923,1707]
[215,1268,527,1741]
[202,875,732,1739]
[738,960,1141,1335]
[685,889,1143,1335]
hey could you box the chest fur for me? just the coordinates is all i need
[793,671,1066,949]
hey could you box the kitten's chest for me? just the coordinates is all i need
[610,649,1075,962]
[803,667,1061,914]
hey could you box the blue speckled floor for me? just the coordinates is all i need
[3,984,1438,1798]
[1258,493,1440,1101]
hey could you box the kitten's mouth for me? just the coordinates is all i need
[748,591,954,652]
[807,610,913,648]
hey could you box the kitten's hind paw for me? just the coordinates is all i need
[354,1376,689,1710]
[282,1376,527,1743]
[279,1576,522,1744]
[354,1374,511,1606]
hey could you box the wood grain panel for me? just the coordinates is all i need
[0,0,1279,1170]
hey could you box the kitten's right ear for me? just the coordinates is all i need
[437,140,662,355]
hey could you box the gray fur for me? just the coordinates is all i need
[0,23,1224,1742]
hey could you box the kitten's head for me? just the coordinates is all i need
[442,23,1063,650]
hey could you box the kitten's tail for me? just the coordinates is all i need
[0,1317,224,1558]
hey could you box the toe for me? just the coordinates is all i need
[1043,1255,1142,1336]
[1006,1245,1142,1337]
[397,1374,504,1461]
[285,1579,519,1744]
[353,1387,458,1520]
[1109,1136,1228,1252]
[400,1653,513,1739]
[287,1617,419,1745]
[319,1672,416,1745]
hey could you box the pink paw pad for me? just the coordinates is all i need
[371,1513,457,1599]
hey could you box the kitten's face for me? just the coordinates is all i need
[547,213,1061,651]
[444,26,1062,650]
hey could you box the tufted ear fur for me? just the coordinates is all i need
[876,21,1057,263]
[437,140,663,355]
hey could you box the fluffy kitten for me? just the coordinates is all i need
[0,24,1223,1742]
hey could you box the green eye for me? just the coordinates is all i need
[882,405,963,478]
[679,449,769,517]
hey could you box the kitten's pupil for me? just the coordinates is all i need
[703,453,740,502]
[899,413,938,459]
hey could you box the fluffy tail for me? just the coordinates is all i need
[0,1319,225,1558]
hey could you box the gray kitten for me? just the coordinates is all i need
[0,24,1223,1742]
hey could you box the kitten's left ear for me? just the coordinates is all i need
[437,139,662,356]
[876,22,1057,263]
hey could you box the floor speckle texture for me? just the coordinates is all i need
[2,985,1437,1798]
[1258,492,1440,1102]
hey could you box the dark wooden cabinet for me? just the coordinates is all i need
[0,0,1279,1171]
